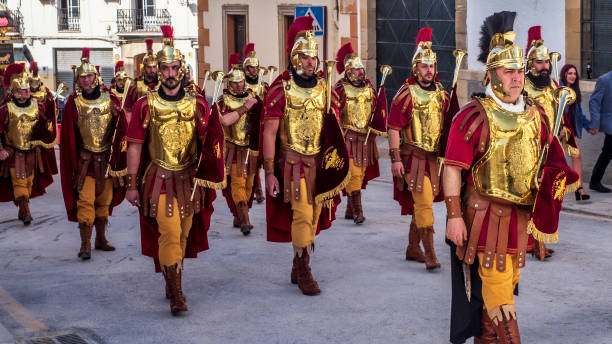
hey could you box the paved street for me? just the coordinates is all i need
[0,154,611,344]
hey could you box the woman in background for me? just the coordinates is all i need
[561,63,591,201]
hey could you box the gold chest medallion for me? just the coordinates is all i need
[524,78,557,128]
[5,100,39,150]
[281,77,326,155]
[222,93,253,146]
[402,83,446,153]
[75,92,113,152]
[341,82,374,133]
[147,92,197,171]
[472,96,541,205]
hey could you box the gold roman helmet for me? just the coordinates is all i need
[157,25,185,82]
[29,61,41,90]
[525,26,550,76]
[412,28,437,82]
[76,48,98,77]
[242,43,259,78]
[335,42,364,83]
[142,39,157,67]
[114,61,128,81]
[287,16,318,75]
[3,63,30,101]
[477,11,524,99]
[226,52,245,95]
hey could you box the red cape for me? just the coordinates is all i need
[130,92,224,272]
[59,89,126,222]
[0,98,57,203]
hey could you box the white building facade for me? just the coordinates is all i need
[7,0,198,92]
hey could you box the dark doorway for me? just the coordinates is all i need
[376,0,456,101]
[581,0,612,79]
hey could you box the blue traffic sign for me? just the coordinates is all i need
[295,6,325,36]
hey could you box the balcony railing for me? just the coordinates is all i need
[58,8,80,32]
[116,9,171,33]
[0,8,24,40]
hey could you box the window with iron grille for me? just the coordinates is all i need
[58,0,80,32]
[581,0,612,79]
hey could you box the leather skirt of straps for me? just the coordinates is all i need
[344,130,378,168]
[280,147,316,205]
[224,142,258,178]
[0,146,44,179]
[141,162,206,219]
[397,143,441,197]
[75,149,110,196]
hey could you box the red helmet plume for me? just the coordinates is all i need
[160,25,173,39]
[29,61,39,77]
[526,25,542,51]
[286,16,314,56]
[145,39,154,52]
[115,61,124,74]
[3,63,26,88]
[243,43,255,58]
[415,28,432,48]
[81,47,91,60]
[228,53,240,72]
[335,42,354,74]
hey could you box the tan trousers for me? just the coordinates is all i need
[77,176,113,225]
[10,168,34,199]
[156,194,194,266]
[409,175,434,228]
[290,178,323,248]
[230,163,255,203]
[478,253,520,312]
[345,158,365,194]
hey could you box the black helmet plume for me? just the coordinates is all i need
[477,11,517,64]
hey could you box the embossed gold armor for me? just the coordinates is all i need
[147,92,198,171]
[340,81,374,133]
[280,77,326,155]
[524,77,558,128]
[111,88,127,102]
[222,93,253,146]
[137,79,160,99]
[75,92,114,152]
[401,83,447,152]
[245,81,265,99]
[472,96,542,205]
[5,100,39,151]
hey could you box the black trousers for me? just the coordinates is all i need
[590,134,612,185]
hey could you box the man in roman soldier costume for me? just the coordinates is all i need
[125,39,160,122]
[523,25,579,261]
[444,12,578,343]
[60,48,127,260]
[334,42,386,224]
[243,42,268,203]
[124,25,225,315]
[29,62,56,118]
[217,53,262,235]
[111,61,130,106]
[388,28,452,270]
[263,16,349,295]
[0,63,57,225]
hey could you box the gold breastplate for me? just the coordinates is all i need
[111,88,126,103]
[340,82,374,133]
[222,93,253,146]
[401,83,447,153]
[75,92,114,152]
[31,87,48,104]
[5,100,39,151]
[280,77,326,155]
[147,92,198,171]
[524,78,557,128]
[137,79,159,99]
[246,81,265,98]
[472,97,541,205]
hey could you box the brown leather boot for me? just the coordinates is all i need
[420,226,441,270]
[94,217,115,251]
[163,263,188,315]
[532,240,552,261]
[290,255,298,284]
[78,223,93,260]
[233,215,240,228]
[405,221,425,262]
[344,196,354,219]
[490,305,521,344]
[16,197,32,225]
[237,201,252,235]
[254,183,265,204]
[165,263,186,303]
[295,248,321,295]
[474,307,498,343]
[350,191,365,224]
